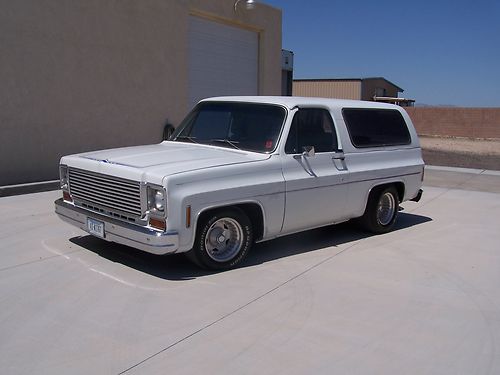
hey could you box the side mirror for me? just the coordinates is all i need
[163,123,175,141]
[302,146,315,158]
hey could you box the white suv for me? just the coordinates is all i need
[55,96,424,270]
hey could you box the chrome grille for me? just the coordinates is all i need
[68,168,142,217]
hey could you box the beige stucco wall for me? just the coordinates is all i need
[293,80,362,100]
[0,0,281,185]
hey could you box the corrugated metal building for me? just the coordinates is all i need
[293,77,404,101]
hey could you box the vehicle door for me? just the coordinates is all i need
[281,108,349,233]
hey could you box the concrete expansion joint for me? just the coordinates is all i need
[118,242,359,374]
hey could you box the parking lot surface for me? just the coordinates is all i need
[1,166,499,374]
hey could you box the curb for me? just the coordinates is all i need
[0,180,60,198]
[425,165,500,176]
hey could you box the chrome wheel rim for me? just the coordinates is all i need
[377,192,396,226]
[205,218,243,262]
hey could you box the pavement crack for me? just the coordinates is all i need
[0,249,82,272]
[118,242,359,374]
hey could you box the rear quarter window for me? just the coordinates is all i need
[342,108,411,148]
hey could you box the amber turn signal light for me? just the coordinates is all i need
[63,191,73,202]
[186,205,191,228]
[149,217,166,231]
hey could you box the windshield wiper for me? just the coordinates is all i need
[209,139,241,150]
[175,135,198,144]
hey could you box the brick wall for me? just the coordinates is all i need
[405,107,500,139]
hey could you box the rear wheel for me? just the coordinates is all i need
[358,186,399,234]
[187,208,253,270]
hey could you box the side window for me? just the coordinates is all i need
[285,108,338,154]
[342,108,411,148]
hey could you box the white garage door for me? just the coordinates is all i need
[189,16,258,108]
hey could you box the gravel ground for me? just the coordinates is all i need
[420,136,500,170]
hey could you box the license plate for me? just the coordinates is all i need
[87,218,105,238]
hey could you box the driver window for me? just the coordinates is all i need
[285,108,338,154]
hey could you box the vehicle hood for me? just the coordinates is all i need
[61,142,270,184]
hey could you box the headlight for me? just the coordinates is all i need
[147,186,166,214]
[59,165,69,190]
[154,190,165,211]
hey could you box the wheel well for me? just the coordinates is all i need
[394,182,405,202]
[371,182,405,203]
[197,203,264,242]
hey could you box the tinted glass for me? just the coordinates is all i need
[190,111,232,139]
[342,108,411,148]
[172,102,286,153]
[285,108,338,154]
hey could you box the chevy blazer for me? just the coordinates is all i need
[55,96,424,269]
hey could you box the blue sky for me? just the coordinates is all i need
[264,0,500,107]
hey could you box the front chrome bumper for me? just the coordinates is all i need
[54,198,179,255]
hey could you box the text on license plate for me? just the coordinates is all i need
[87,218,105,238]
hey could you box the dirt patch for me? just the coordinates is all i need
[420,136,500,170]
[420,136,500,155]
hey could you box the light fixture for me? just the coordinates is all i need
[59,165,69,190]
[234,0,257,12]
[154,190,165,211]
[245,0,256,9]
[147,185,166,214]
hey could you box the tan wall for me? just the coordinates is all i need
[0,0,281,185]
[293,81,361,100]
[406,107,500,139]
[361,78,400,100]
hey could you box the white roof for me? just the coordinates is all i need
[201,96,401,110]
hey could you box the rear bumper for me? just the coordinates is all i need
[410,189,423,202]
[54,198,179,255]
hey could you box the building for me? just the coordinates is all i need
[0,0,282,186]
[293,77,414,106]
[281,49,294,96]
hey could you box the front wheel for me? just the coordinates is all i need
[187,208,253,270]
[358,186,399,234]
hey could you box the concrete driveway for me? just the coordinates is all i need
[1,166,499,374]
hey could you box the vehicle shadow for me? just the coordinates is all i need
[244,212,431,267]
[69,212,432,281]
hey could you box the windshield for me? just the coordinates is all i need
[170,102,287,153]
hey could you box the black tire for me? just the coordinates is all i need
[186,208,253,270]
[358,186,399,234]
